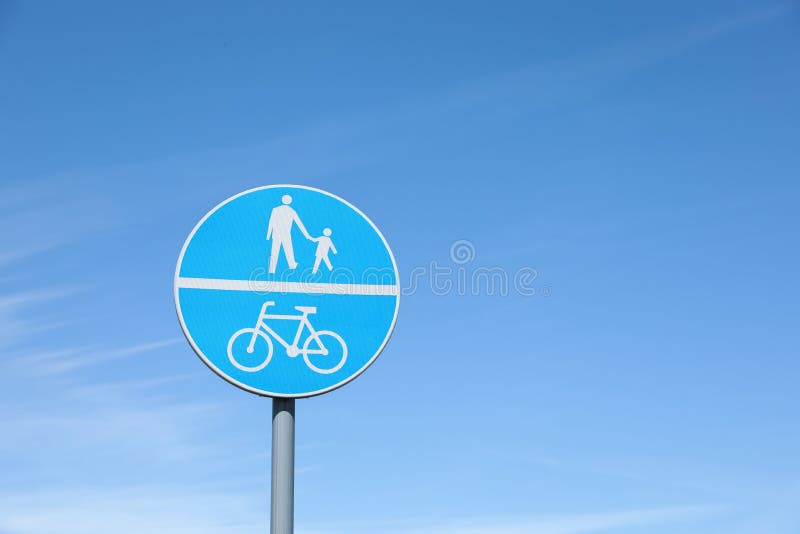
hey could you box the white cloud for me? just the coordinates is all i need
[0,494,722,534]
[298,505,723,534]
[33,337,183,374]
[0,288,77,351]
[0,396,225,462]
[0,176,121,253]
[414,507,720,534]
[0,242,64,268]
[434,4,793,115]
[67,372,199,398]
[0,486,263,534]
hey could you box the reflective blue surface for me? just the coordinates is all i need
[176,185,399,397]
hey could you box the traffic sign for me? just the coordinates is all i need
[175,185,399,398]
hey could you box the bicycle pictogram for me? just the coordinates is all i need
[227,301,348,375]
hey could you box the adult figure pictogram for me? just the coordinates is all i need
[267,194,312,273]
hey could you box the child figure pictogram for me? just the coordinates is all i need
[312,228,337,274]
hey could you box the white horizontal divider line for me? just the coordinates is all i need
[177,277,399,296]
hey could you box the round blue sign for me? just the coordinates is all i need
[174,185,399,398]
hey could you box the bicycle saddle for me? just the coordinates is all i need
[294,306,317,314]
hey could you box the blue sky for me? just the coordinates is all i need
[1,1,799,533]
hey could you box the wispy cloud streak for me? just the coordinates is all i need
[34,337,184,374]
[0,288,78,350]
[435,4,794,115]
[0,498,722,534]
[299,505,723,534]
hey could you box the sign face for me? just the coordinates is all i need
[175,185,399,398]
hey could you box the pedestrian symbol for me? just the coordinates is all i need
[174,185,399,398]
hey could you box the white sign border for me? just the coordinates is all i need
[174,184,400,398]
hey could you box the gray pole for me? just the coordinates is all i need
[271,398,295,534]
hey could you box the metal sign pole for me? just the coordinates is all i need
[271,398,295,534]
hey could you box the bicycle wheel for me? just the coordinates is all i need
[227,328,274,372]
[302,330,347,375]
